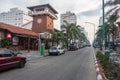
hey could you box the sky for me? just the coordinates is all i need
[0,0,104,43]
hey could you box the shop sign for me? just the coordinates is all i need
[7,33,12,38]
[12,37,19,45]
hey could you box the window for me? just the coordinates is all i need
[36,8,44,11]
[4,50,13,57]
[0,50,13,57]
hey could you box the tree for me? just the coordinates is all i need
[0,38,11,48]
[95,27,103,48]
[47,29,66,46]
[61,21,83,49]
[117,22,120,27]
[107,15,119,48]
[105,0,120,15]
[96,14,119,49]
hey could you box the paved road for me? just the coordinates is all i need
[0,47,96,80]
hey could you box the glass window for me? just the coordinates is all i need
[50,46,57,50]
[0,50,14,57]
[4,50,12,57]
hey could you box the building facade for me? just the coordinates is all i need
[60,11,76,25]
[78,26,88,39]
[0,8,32,26]
[0,22,38,51]
[27,4,58,33]
[60,11,77,31]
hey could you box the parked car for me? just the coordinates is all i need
[48,46,65,55]
[69,43,78,51]
[0,49,26,71]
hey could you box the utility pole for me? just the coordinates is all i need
[102,0,105,51]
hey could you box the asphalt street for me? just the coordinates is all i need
[0,47,96,80]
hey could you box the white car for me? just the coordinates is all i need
[48,46,65,55]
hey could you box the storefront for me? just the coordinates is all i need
[0,22,38,51]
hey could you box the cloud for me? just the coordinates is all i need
[0,0,101,14]
[77,8,101,17]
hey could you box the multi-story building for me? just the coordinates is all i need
[60,11,77,32]
[60,11,76,25]
[0,8,32,26]
[78,26,88,39]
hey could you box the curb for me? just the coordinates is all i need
[93,48,108,80]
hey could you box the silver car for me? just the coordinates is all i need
[48,46,65,55]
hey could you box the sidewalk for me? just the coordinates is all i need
[19,50,49,61]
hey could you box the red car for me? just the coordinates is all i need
[0,49,26,71]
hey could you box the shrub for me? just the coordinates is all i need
[0,38,11,48]
[96,51,120,80]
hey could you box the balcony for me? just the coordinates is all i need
[28,11,57,19]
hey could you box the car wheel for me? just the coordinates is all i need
[49,53,51,56]
[18,60,25,68]
[63,51,65,54]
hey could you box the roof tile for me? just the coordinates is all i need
[0,22,38,37]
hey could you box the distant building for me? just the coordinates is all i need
[78,26,84,33]
[61,11,76,25]
[0,8,32,26]
[78,26,88,39]
[60,11,77,32]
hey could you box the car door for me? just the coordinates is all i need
[0,55,8,71]
[61,47,64,54]
[4,50,19,68]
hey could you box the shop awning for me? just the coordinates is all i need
[0,22,38,37]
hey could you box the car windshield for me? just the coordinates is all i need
[50,46,57,50]
[0,49,12,57]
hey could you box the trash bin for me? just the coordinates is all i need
[40,44,45,55]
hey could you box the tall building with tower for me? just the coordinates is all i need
[27,4,58,33]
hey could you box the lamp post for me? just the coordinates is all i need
[85,22,95,41]
[102,0,105,51]
[38,33,41,51]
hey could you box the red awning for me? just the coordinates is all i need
[0,22,38,37]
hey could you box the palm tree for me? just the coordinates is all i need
[61,21,82,49]
[95,27,103,48]
[105,0,120,15]
[47,29,66,46]
[96,14,119,49]
[117,22,120,27]
[107,15,119,48]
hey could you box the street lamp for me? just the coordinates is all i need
[85,22,95,41]
[38,33,41,51]
[102,0,105,51]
